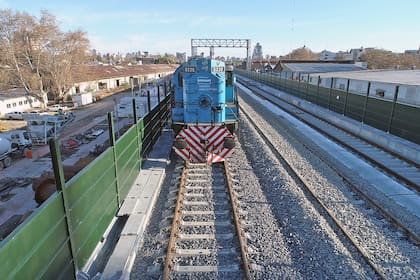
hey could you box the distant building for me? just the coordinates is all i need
[404,48,420,55]
[348,47,368,61]
[319,50,343,61]
[176,52,187,63]
[252,43,263,60]
[136,57,155,64]
[274,61,366,78]
[70,64,178,96]
[319,47,372,62]
[0,89,42,117]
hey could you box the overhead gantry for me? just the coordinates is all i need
[191,38,252,70]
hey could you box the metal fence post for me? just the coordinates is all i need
[147,90,151,113]
[107,112,121,207]
[157,84,161,103]
[316,75,321,105]
[361,82,371,123]
[279,71,283,89]
[297,73,301,96]
[328,77,334,110]
[387,85,399,133]
[343,79,350,115]
[132,98,142,169]
[132,98,138,122]
[306,74,310,100]
[49,138,78,273]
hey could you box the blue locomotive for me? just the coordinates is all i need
[171,58,238,163]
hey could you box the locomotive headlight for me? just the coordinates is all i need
[223,136,235,149]
[199,95,212,107]
[174,137,188,149]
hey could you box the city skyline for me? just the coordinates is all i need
[1,0,419,58]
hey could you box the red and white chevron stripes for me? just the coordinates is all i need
[173,126,235,163]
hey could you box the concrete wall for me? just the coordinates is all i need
[398,85,420,106]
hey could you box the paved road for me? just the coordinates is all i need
[60,89,134,138]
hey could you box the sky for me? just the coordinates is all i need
[1,0,419,58]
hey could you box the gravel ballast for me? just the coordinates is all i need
[237,90,419,279]
[130,88,419,279]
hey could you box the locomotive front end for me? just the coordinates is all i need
[172,58,238,164]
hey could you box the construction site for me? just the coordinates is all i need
[0,83,164,240]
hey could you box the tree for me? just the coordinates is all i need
[45,29,89,101]
[360,48,420,69]
[0,65,12,90]
[285,47,319,60]
[0,9,89,107]
[156,54,176,64]
[359,49,398,69]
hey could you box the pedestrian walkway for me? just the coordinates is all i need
[98,130,172,279]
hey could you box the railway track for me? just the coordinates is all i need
[240,103,402,279]
[162,161,250,279]
[238,78,420,244]
[237,78,420,192]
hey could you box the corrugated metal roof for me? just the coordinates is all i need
[1,64,179,100]
[73,64,179,82]
[282,63,365,73]
[0,88,35,101]
[313,70,420,86]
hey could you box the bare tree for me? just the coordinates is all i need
[45,30,89,102]
[0,9,89,107]
[360,49,398,69]
[285,47,319,60]
[397,53,419,69]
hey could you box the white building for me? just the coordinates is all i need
[72,92,93,107]
[319,50,339,61]
[69,64,178,96]
[319,47,371,61]
[0,89,42,117]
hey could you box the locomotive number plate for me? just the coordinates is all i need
[184,66,196,73]
[212,66,225,72]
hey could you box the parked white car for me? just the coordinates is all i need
[5,111,24,120]
[48,104,68,112]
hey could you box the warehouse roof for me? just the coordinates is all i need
[313,70,420,86]
[73,64,179,83]
[281,63,365,73]
[0,88,38,101]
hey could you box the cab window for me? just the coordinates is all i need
[178,71,183,87]
[226,71,233,86]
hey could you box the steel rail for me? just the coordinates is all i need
[240,105,386,279]
[239,82,420,244]
[163,163,187,280]
[162,161,251,279]
[223,161,251,279]
[238,78,420,192]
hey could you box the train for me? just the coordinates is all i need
[171,58,239,163]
